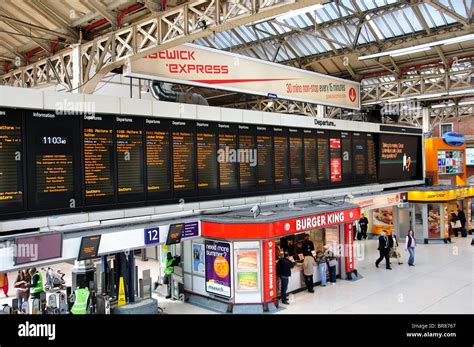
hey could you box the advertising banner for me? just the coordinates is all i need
[193,243,205,275]
[125,43,360,110]
[330,138,342,182]
[205,240,232,298]
[344,223,354,272]
[262,239,276,303]
[371,207,395,235]
[378,134,419,180]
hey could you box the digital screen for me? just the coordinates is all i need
[437,150,463,175]
[146,119,171,198]
[166,223,184,245]
[172,121,196,193]
[367,133,377,180]
[353,132,367,180]
[304,130,317,186]
[83,115,115,205]
[15,233,63,265]
[330,135,342,183]
[26,110,81,210]
[317,131,329,182]
[256,127,273,189]
[218,124,239,192]
[0,109,23,213]
[238,125,257,191]
[341,132,352,181]
[78,235,101,261]
[274,127,289,188]
[289,129,304,187]
[379,134,419,180]
[466,148,474,166]
[196,122,218,194]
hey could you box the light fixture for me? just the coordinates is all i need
[432,102,455,109]
[442,34,474,46]
[449,89,474,96]
[390,47,431,57]
[459,100,474,106]
[417,93,447,99]
[387,97,408,103]
[275,3,323,22]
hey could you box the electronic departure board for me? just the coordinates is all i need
[0,109,23,213]
[289,129,304,187]
[274,127,289,188]
[146,119,171,199]
[367,133,377,180]
[303,130,317,186]
[172,120,196,195]
[353,132,367,180]
[330,134,342,183]
[317,130,330,182]
[218,123,239,193]
[256,126,273,190]
[26,110,81,211]
[83,114,115,205]
[116,117,145,202]
[196,122,218,195]
[341,132,352,182]
[238,125,257,191]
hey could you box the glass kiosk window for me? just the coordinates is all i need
[427,203,441,239]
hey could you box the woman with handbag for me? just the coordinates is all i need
[405,229,416,266]
[450,212,461,237]
[389,233,403,265]
[324,245,337,285]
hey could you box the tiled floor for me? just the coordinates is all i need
[1,236,472,314]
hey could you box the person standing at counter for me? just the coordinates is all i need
[315,249,327,287]
[359,214,369,240]
[303,255,316,293]
[302,234,315,256]
[324,245,338,285]
[457,207,467,237]
[375,231,393,270]
[405,229,416,266]
[276,252,294,305]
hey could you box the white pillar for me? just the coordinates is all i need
[317,105,326,118]
[422,107,430,134]
[70,44,81,93]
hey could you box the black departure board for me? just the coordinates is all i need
[289,129,304,187]
[303,129,317,186]
[172,120,196,194]
[274,127,289,188]
[0,109,23,213]
[26,110,81,211]
[238,125,257,191]
[196,122,218,194]
[83,115,115,205]
[146,118,171,199]
[353,132,367,180]
[341,132,352,182]
[116,117,145,202]
[317,130,329,182]
[330,132,342,183]
[367,133,377,180]
[218,123,239,193]
[256,126,273,190]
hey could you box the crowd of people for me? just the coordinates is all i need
[375,229,417,269]
[0,268,45,308]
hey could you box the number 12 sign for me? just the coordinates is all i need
[144,227,160,245]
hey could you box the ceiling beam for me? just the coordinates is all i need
[26,1,79,40]
[86,0,117,28]
[426,0,470,28]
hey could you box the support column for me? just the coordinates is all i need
[128,253,135,303]
[70,44,81,93]
[317,105,326,118]
[422,107,430,134]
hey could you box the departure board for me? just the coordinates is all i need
[172,120,196,194]
[83,115,115,205]
[26,110,81,210]
[330,134,342,183]
[218,124,239,193]
[196,122,217,194]
[289,129,304,187]
[0,109,23,213]
[367,133,377,180]
[274,127,289,188]
[353,132,367,180]
[256,126,273,189]
[317,130,329,182]
[303,129,317,186]
[146,118,171,199]
[116,117,145,202]
[238,125,257,191]
[341,132,352,181]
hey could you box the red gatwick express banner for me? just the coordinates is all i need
[344,223,355,272]
[262,239,276,303]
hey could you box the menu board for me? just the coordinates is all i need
[238,125,257,191]
[304,130,317,186]
[317,130,329,182]
[330,134,342,183]
[26,110,81,210]
[289,129,304,187]
[83,115,115,205]
[367,133,377,180]
[341,132,352,182]
[274,127,289,188]
[196,122,218,194]
[437,150,463,175]
[353,132,367,180]
[218,124,239,193]
[256,126,273,189]
[172,120,196,194]
[116,117,145,202]
[0,109,23,212]
[146,119,171,198]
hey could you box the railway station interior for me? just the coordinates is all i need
[0,0,472,319]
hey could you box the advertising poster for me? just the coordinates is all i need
[330,138,342,182]
[237,272,258,291]
[372,208,394,235]
[263,240,276,302]
[193,243,205,274]
[378,134,419,180]
[205,240,232,298]
[428,204,441,238]
[236,250,258,270]
[344,223,354,272]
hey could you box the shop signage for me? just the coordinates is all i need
[408,188,474,202]
[442,132,465,146]
[182,221,200,239]
[143,221,200,245]
[353,192,402,211]
[344,224,354,272]
[144,227,160,245]
[262,240,276,303]
[125,43,360,110]
[205,240,232,299]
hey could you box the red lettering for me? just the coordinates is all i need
[169,64,178,73]
[188,64,196,73]
[221,65,229,74]
[179,64,187,73]
[205,65,212,73]
[158,52,166,59]
[197,65,205,73]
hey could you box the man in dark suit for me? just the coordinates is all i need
[457,207,467,237]
[375,230,392,270]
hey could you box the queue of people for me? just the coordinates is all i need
[375,229,417,269]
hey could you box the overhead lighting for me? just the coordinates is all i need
[417,93,447,99]
[442,34,474,46]
[387,97,408,103]
[362,101,383,105]
[459,100,474,106]
[275,3,323,22]
[432,102,455,109]
[391,47,431,57]
[449,89,474,96]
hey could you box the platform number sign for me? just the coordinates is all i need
[144,227,160,245]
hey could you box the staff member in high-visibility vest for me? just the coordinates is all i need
[71,282,90,315]
[27,268,44,299]
[164,252,176,299]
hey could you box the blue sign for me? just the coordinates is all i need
[182,221,199,239]
[442,132,465,146]
[144,227,160,245]
[267,93,278,99]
